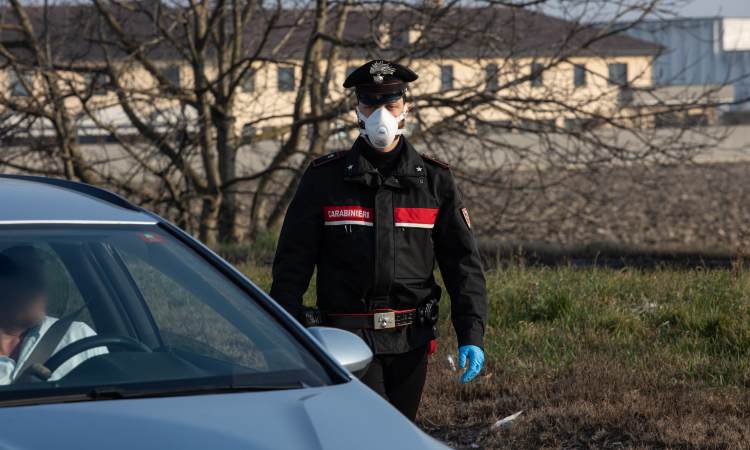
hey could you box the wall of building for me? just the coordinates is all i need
[232,54,656,132]
[620,17,750,110]
[0,52,657,137]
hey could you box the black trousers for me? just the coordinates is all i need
[360,344,429,421]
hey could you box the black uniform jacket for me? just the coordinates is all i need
[270,136,488,355]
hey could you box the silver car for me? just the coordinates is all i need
[0,174,449,450]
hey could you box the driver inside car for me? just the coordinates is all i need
[0,245,106,385]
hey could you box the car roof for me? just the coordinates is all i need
[0,175,157,224]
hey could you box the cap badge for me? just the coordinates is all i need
[370,61,395,85]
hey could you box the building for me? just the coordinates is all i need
[0,5,664,138]
[614,17,750,111]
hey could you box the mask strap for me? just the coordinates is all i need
[395,110,408,135]
[356,108,368,136]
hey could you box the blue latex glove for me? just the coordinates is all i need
[458,345,485,384]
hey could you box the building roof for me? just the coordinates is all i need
[0,4,662,65]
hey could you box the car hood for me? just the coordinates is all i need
[0,380,449,450]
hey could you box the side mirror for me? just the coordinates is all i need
[307,327,373,378]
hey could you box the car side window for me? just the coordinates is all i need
[116,249,269,370]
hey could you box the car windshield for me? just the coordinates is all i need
[0,225,335,405]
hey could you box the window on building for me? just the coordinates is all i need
[618,87,634,106]
[530,62,544,87]
[476,120,513,135]
[608,63,628,86]
[277,66,295,92]
[654,111,681,128]
[657,59,670,84]
[241,71,255,93]
[83,72,110,95]
[564,117,602,131]
[440,65,454,91]
[390,26,407,48]
[164,65,181,87]
[685,113,708,127]
[573,64,587,88]
[520,118,557,132]
[9,71,32,97]
[484,63,498,91]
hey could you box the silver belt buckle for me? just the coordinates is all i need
[373,311,396,330]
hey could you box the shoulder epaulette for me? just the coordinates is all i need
[312,151,345,167]
[419,153,451,169]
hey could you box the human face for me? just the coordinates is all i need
[357,97,407,118]
[0,277,47,331]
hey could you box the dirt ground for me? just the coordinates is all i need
[419,354,750,449]
[465,162,750,254]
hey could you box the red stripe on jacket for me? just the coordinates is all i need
[394,207,439,228]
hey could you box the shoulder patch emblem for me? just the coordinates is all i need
[461,207,471,229]
[312,151,345,167]
[419,153,450,169]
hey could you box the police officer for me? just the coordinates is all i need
[270,60,487,421]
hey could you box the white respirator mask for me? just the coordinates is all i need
[357,106,408,151]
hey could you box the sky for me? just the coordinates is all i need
[541,1,748,24]
[682,0,748,17]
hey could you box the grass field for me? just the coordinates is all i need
[240,262,750,449]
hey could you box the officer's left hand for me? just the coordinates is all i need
[458,345,485,384]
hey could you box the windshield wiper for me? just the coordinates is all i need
[0,381,306,408]
[86,382,305,400]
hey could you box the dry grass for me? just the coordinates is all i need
[420,351,750,449]
[418,267,750,449]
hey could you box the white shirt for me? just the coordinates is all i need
[0,317,107,385]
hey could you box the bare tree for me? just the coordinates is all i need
[0,0,742,249]
[0,0,100,184]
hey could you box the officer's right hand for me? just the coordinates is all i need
[458,345,485,384]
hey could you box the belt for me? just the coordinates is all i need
[325,309,417,330]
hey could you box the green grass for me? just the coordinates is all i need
[240,263,750,388]
[480,267,750,387]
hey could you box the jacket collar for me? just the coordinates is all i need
[343,136,426,189]
[343,137,379,187]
